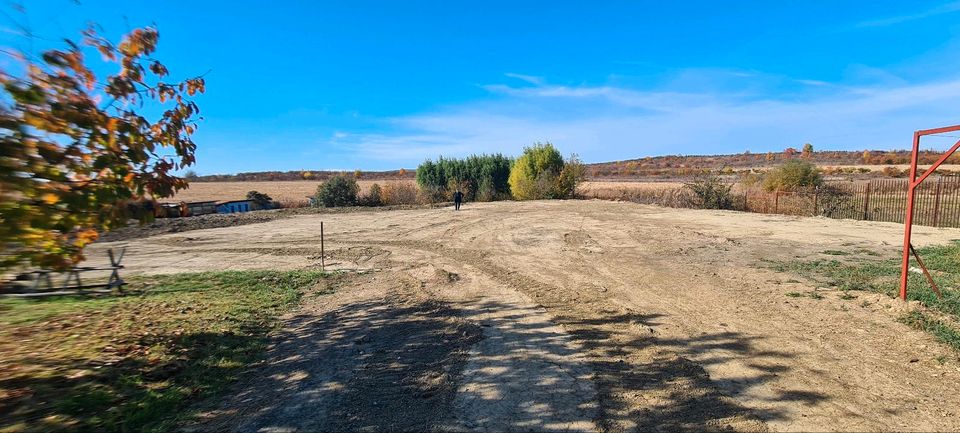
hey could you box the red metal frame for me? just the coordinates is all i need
[899,124,960,300]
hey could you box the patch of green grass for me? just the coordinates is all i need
[768,240,960,350]
[821,250,850,256]
[785,291,823,300]
[0,270,332,433]
[899,311,960,352]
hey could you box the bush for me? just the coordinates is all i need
[315,175,359,207]
[380,182,419,205]
[359,183,383,207]
[762,160,822,192]
[509,142,584,200]
[684,174,735,209]
[246,190,276,210]
[556,154,587,199]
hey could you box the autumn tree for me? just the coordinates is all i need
[801,143,814,159]
[1,26,205,272]
[508,143,583,200]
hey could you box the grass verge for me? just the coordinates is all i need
[899,311,960,352]
[767,241,960,350]
[0,270,331,433]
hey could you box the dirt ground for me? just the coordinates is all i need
[89,200,960,432]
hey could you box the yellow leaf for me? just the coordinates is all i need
[42,193,59,205]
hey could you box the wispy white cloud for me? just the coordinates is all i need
[855,1,960,27]
[503,72,544,85]
[329,72,960,165]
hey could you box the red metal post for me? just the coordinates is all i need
[900,132,920,300]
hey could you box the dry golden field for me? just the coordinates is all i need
[173,180,686,205]
[170,180,416,204]
[578,180,685,200]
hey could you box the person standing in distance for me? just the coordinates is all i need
[453,189,464,211]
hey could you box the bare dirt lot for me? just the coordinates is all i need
[89,200,960,432]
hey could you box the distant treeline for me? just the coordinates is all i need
[191,148,960,182]
[588,149,960,178]
[416,154,513,201]
[191,169,415,182]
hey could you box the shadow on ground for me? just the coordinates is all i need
[188,286,827,432]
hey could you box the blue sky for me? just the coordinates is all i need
[7,1,960,174]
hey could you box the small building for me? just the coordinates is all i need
[185,201,218,217]
[217,199,253,214]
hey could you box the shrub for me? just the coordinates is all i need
[380,182,419,205]
[359,183,383,207]
[246,190,276,209]
[762,160,822,192]
[685,174,735,209]
[509,142,583,200]
[276,198,310,209]
[556,154,587,199]
[882,166,904,177]
[315,175,359,207]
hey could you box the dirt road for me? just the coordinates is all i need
[90,200,960,432]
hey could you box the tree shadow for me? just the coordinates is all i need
[188,294,827,432]
[188,295,484,432]
[543,308,828,432]
[0,328,272,432]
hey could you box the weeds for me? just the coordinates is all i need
[769,241,960,351]
[821,250,849,256]
[785,291,823,300]
[899,311,960,352]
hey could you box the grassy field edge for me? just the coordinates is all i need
[0,270,333,433]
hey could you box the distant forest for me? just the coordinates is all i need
[193,149,960,182]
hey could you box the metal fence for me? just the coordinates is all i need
[742,177,960,228]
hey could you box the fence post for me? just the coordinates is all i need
[774,190,779,214]
[813,189,818,216]
[862,181,872,220]
[933,176,943,227]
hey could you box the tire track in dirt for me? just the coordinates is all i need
[187,272,485,432]
[347,239,768,432]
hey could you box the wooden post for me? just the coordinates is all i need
[321,221,325,272]
[774,190,779,214]
[813,190,818,216]
[862,181,872,220]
